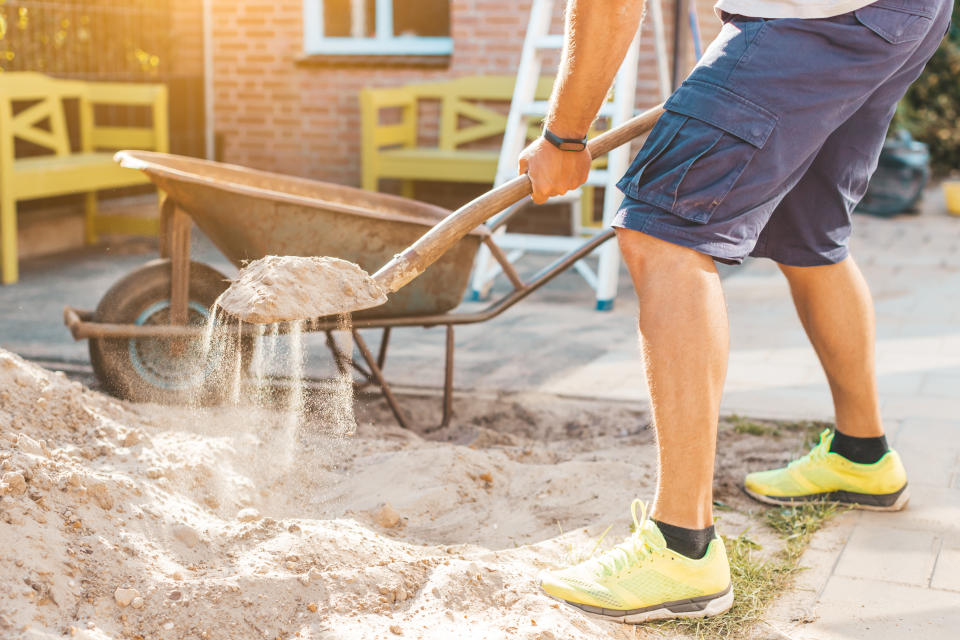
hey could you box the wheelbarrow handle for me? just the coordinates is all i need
[372,103,665,294]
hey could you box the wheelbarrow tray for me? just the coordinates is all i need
[115,151,487,319]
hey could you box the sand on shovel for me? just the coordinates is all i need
[217,255,387,324]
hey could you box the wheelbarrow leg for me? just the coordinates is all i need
[324,330,350,376]
[352,328,410,430]
[441,324,454,429]
[164,198,191,327]
[377,327,391,371]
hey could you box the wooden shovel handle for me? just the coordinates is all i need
[372,102,665,294]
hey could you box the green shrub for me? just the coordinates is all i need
[893,2,960,175]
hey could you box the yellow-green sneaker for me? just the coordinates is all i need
[744,429,909,511]
[539,500,733,623]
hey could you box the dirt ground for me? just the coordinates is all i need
[0,348,822,640]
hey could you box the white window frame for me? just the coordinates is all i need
[304,0,453,56]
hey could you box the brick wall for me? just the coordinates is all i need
[210,0,722,200]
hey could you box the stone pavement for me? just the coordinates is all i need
[1,187,959,638]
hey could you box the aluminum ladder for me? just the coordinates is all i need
[470,0,671,310]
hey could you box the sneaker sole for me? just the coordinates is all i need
[549,584,734,624]
[743,484,909,512]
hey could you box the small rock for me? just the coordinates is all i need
[16,433,44,456]
[236,507,261,522]
[114,587,140,608]
[145,467,164,479]
[130,597,144,609]
[307,602,318,612]
[1,471,26,496]
[168,590,181,601]
[378,585,396,603]
[372,503,403,529]
[88,482,113,510]
[389,625,403,635]
[121,431,142,447]
[172,524,200,548]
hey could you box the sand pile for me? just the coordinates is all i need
[0,348,805,639]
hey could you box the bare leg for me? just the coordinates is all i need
[778,257,884,438]
[617,229,729,529]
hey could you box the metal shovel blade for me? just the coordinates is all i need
[217,255,388,324]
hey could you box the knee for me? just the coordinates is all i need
[616,228,716,285]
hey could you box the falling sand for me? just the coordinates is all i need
[216,255,387,324]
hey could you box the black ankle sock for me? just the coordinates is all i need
[653,519,715,560]
[829,430,889,464]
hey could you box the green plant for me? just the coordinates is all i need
[893,2,960,174]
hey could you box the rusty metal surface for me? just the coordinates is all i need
[115,151,487,319]
[64,229,616,340]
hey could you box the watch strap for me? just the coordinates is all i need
[543,128,588,152]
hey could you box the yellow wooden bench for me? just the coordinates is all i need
[361,74,603,229]
[0,72,169,284]
[360,75,556,197]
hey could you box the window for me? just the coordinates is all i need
[304,0,452,56]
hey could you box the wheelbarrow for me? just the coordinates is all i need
[63,105,663,428]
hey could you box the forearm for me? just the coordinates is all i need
[545,0,646,139]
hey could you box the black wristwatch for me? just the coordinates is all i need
[543,128,588,152]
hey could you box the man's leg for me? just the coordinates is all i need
[778,256,883,438]
[538,228,734,624]
[743,253,908,509]
[617,227,728,530]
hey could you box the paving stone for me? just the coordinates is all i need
[858,486,960,534]
[833,525,939,586]
[892,420,960,488]
[919,372,960,398]
[931,534,960,592]
[806,575,960,640]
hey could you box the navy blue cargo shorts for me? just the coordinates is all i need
[613,0,954,266]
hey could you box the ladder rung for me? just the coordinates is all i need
[520,102,616,118]
[584,169,611,185]
[533,34,563,49]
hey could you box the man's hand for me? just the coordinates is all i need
[518,137,592,205]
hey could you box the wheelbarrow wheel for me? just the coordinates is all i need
[89,259,249,405]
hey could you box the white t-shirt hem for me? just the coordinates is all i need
[714,0,876,19]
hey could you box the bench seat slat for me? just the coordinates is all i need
[377,148,498,183]
[12,152,150,199]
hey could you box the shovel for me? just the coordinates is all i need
[218,103,665,324]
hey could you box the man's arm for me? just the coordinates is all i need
[518,0,646,204]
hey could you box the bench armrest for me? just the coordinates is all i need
[81,82,169,153]
[360,87,419,190]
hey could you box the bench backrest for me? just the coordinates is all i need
[0,72,168,164]
[361,75,554,152]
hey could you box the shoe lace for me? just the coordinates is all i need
[787,428,832,471]
[584,499,660,577]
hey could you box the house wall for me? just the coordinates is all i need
[209,1,723,200]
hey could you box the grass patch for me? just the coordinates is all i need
[725,415,831,445]
[653,501,846,639]
[729,415,782,437]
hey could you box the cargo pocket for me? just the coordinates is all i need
[855,1,935,45]
[617,81,777,224]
